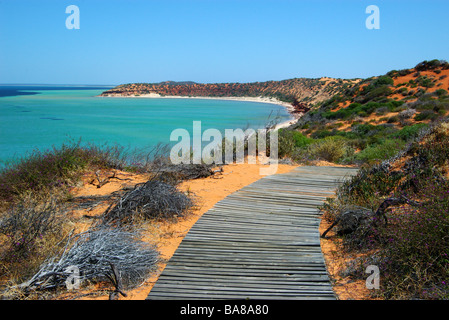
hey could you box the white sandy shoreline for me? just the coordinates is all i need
[99,93,301,130]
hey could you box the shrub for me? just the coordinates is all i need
[291,131,313,148]
[387,116,399,123]
[415,110,438,121]
[387,69,412,78]
[311,129,333,139]
[322,163,403,223]
[416,76,435,88]
[359,85,393,103]
[375,107,389,116]
[396,87,408,96]
[393,123,428,141]
[102,176,194,224]
[373,76,394,87]
[377,180,449,299]
[415,59,449,71]
[355,139,406,164]
[278,129,297,158]
[388,100,405,111]
[278,129,313,158]
[350,123,377,136]
[397,108,416,120]
[410,98,449,113]
[0,140,129,202]
[307,136,350,163]
[17,227,159,292]
[0,195,67,282]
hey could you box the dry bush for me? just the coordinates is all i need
[10,227,158,295]
[0,194,70,284]
[101,175,194,225]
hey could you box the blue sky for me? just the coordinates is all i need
[0,0,448,85]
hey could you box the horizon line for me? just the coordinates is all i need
[0,83,118,87]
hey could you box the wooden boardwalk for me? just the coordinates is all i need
[147,166,358,300]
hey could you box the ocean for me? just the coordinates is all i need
[0,85,292,166]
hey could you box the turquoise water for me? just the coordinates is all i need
[0,86,291,165]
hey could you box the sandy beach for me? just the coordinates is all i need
[99,93,301,130]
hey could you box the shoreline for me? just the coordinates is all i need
[99,93,302,130]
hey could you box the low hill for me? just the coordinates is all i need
[99,77,360,112]
[298,60,449,300]
[269,59,449,167]
[293,59,449,137]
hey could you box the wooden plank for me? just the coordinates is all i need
[147,166,358,300]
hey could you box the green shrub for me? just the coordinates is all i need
[373,75,394,87]
[415,110,438,121]
[277,129,297,158]
[355,139,406,164]
[359,85,393,103]
[416,75,435,88]
[0,140,129,202]
[396,87,408,96]
[311,129,333,139]
[278,129,313,158]
[322,101,382,120]
[387,116,399,123]
[307,136,351,163]
[393,123,428,141]
[415,59,449,71]
[350,123,377,136]
[388,100,405,111]
[291,131,313,148]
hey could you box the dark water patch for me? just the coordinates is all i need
[40,116,64,121]
[0,89,39,97]
[13,106,31,112]
[0,85,113,97]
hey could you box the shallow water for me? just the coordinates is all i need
[0,86,291,165]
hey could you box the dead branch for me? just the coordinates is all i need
[106,262,127,300]
[14,227,159,292]
[89,170,131,188]
[321,195,421,238]
[101,178,194,224]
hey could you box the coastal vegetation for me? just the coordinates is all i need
[279,59,449,167]
[1,59,448,300]
[0,141,212,299]
[321,120,449,299]
[0,140,130,203]
[302,59,449,299]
